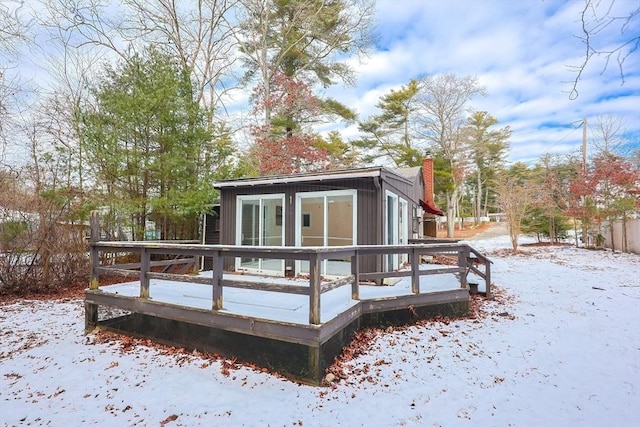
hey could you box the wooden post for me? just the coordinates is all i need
[411,247,420,294]
[89,211,100,290]
[140,247,150,299]
[458,245,469,289]
[485,261,492,300]
[86,210,100,332]
[308,346,321,384]
[90,210,100,241]
[351,249,359,300]
[211,250,223,310]
[84,300,98,332]
[309,252,321,325]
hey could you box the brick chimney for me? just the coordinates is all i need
[422,157,435,204]
[422,157,440,237]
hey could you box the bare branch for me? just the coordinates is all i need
[567,0,640,100]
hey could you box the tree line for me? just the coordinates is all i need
[1,0,638,294]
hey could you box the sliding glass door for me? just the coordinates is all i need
[296,190,356,277]
[236,194,284,275]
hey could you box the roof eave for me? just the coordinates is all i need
[214,168,386,188]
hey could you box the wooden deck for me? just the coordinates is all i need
[85,216,491,384]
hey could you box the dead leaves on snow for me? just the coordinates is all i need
[87,330,289,383]
[326,285,516,386]
[0,329,49,360]
[160,414,178,426]
[84,287,515,388]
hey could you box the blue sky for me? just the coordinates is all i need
[4,0,638,168]
[324,0,640,164]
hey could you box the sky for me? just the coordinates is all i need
[325,0,640,164]
[1,229,639,426]
[3,0,639,168]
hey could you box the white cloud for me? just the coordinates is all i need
[6,0,638,167]
[332,0,640,163]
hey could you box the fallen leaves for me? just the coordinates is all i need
[87,329,290,383]
[105,361,119,370]
[220,358,238,377]
[160,414,178,426]
[40,276,517,391]
[324,286,516,386]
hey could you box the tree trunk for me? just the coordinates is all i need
[475,169,482,225]
[609,220,615,252]
[483,187,488,215]
[446,190,457,238]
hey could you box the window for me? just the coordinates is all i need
[302,212,311,228]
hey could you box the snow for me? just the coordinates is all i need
[98,264,462,324]
[1,233,639,426]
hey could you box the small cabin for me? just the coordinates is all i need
[205,158,442,276]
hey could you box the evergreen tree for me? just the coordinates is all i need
[238,0,373,173]
[81,48,224,240]
[463,111,510,224]
[356,79,423,167]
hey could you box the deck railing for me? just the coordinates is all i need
[88,215,491,326]
[89,243,491,325]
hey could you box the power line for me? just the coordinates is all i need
[541,122,583,155]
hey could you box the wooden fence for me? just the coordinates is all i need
[599,218,640,254]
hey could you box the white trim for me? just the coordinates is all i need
[399,198,409,264]
[384,191,409,269]
[200,213,207,270]
[385,190,399,270]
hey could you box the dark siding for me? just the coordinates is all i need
[203,206,220,270]
[219,177,383,272]
[381,171,420,204]
[204,209,221,245]
[381,170,423,239]
[216,171,419,274]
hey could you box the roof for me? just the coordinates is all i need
[214,166,412,188]
[392,166,421,180]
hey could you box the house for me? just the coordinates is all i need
[206,158,443,276]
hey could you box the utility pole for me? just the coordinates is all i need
[582,118,587,172]
[581,118,588,247]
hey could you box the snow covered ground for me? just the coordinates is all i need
[1,233,639,426]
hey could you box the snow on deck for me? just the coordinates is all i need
[98,264,465,324]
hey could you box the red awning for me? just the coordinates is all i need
[420,199,444,216]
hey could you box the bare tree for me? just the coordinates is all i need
[0,0,31,161]
[569,0,639,99]
[121,0,240,125]
[415,73,486,237]
[0,111,88,295]
[495,170,534,253]
[590,114,627,155]
[0,0,30,55]
[40,0,130,61]
[41,0,240,125]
